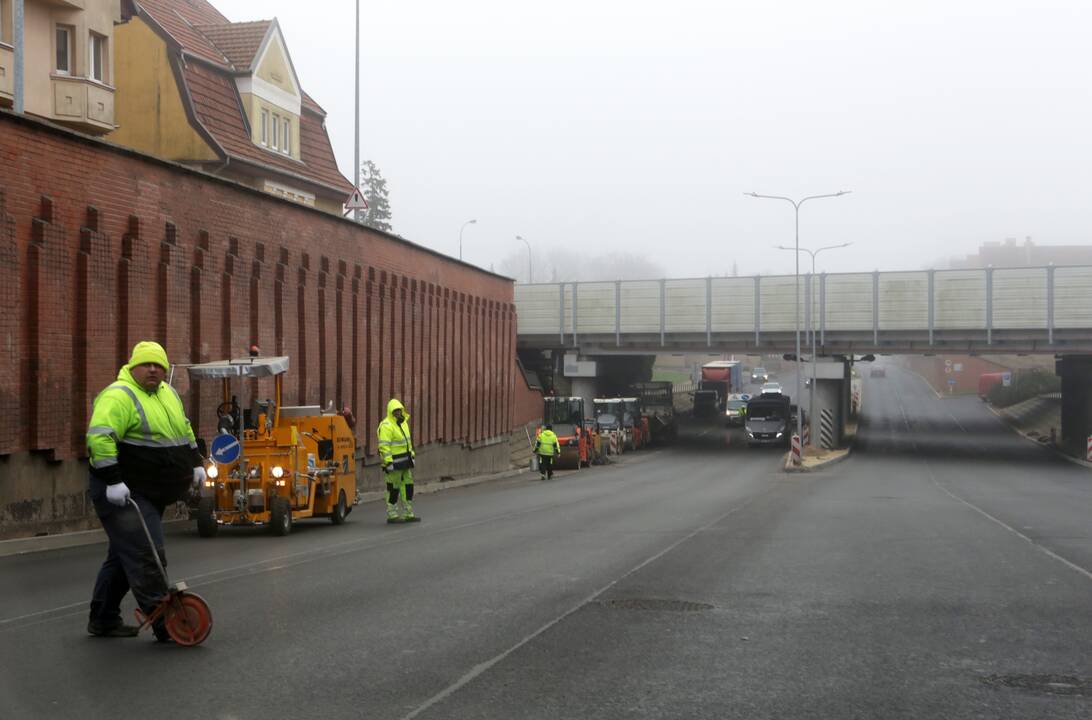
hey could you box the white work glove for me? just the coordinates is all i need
[106,482,131,507]
[193,466,207,487]
[383,465,394,474]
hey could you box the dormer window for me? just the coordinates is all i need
[260,109,269,146]
[271,114,280,151]
[281,118,290,155]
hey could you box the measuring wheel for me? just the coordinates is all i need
[164,590,213,646]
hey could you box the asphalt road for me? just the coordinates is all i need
[1,363,1089,719]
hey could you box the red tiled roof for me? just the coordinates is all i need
[193,20,271,71]
[181,62,354,196]
[135,0,229,66]
[131,0,353,198]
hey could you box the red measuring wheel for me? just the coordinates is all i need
[164,591,213,646]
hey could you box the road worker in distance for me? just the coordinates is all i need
[535,424,561,480]
[378,398,419,523]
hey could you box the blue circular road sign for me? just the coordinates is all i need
[210,433,242,465]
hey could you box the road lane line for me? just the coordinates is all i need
[397,495,761,720]
[930,476,1092,582]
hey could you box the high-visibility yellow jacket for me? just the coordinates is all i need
[87,366,200,505]
[535,429,560,457]
[377,398,414,468]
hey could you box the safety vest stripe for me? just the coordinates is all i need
[87,426,117,438]
[91,457,118,469]
[108,384,153,440]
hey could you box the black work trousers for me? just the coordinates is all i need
[538,454,555,479]
[88,475,169,630]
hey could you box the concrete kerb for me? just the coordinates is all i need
[0,447,667,558]
[986,403,1092,471]
[782,422,858,473]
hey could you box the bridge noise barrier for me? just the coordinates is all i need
[820,409,836,450]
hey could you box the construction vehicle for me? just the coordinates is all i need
[631,381,677,444]
[187,356,356,537]
[621,397,648,450]
[540,396,592,469]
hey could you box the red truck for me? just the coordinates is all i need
[978,372,1006,399]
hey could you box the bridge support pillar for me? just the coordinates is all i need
[1056,355,1092,458]
[806,359,850,449]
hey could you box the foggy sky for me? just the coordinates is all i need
[211,0,1092,281]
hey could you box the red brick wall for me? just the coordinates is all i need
[0,111,528,462]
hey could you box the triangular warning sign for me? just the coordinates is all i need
[345,190,369,211]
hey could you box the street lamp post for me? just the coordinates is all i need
[459,219,477,261]
[776,242,853,446]
[516,235,532,283]
[745,191,851,460]
[353,0,360,222]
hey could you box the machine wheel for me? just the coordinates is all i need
[330,490,348,525]
[196,497,218,538]
[270,497,292,536]
[165,592,213,646]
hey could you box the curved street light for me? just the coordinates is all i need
[459,219,477,261]
[516,235,532,283]
[745,190,852,460]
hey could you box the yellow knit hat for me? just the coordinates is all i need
[127,341,170,371]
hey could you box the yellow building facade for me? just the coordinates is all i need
[107,0,353,214]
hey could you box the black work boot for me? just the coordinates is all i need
[87,620,140,638]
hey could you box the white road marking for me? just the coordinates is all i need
[398,497,759,720]
[930,474,1092,583]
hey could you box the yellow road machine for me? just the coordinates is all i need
[187,356,356,537]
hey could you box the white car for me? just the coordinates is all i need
[760,382,782,396]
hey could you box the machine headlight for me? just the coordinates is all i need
[776,432,783,438]
[746,431,754,438]
[271,465,284,479]
[206,465,219,479]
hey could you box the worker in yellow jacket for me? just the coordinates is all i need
[86,341,205,642]
[534,425,561,480]
[377,398,419,523]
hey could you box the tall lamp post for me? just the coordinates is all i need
[353,0,361,222]
[459,219,477,261]
[776,242,853,444]
[745,190,851,460]
[516,235,532,283]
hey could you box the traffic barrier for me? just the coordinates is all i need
[1087,435,1092,462]
[820,409,835,449]
[790,434,802,464]
[803,422,810,447]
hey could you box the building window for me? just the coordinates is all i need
[282,118,290,155]
[56,26,73,74]
[260,109,269,146]
[89,33,106,83]
[271,114,280,150]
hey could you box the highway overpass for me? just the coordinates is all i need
[515,265,1092,355]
